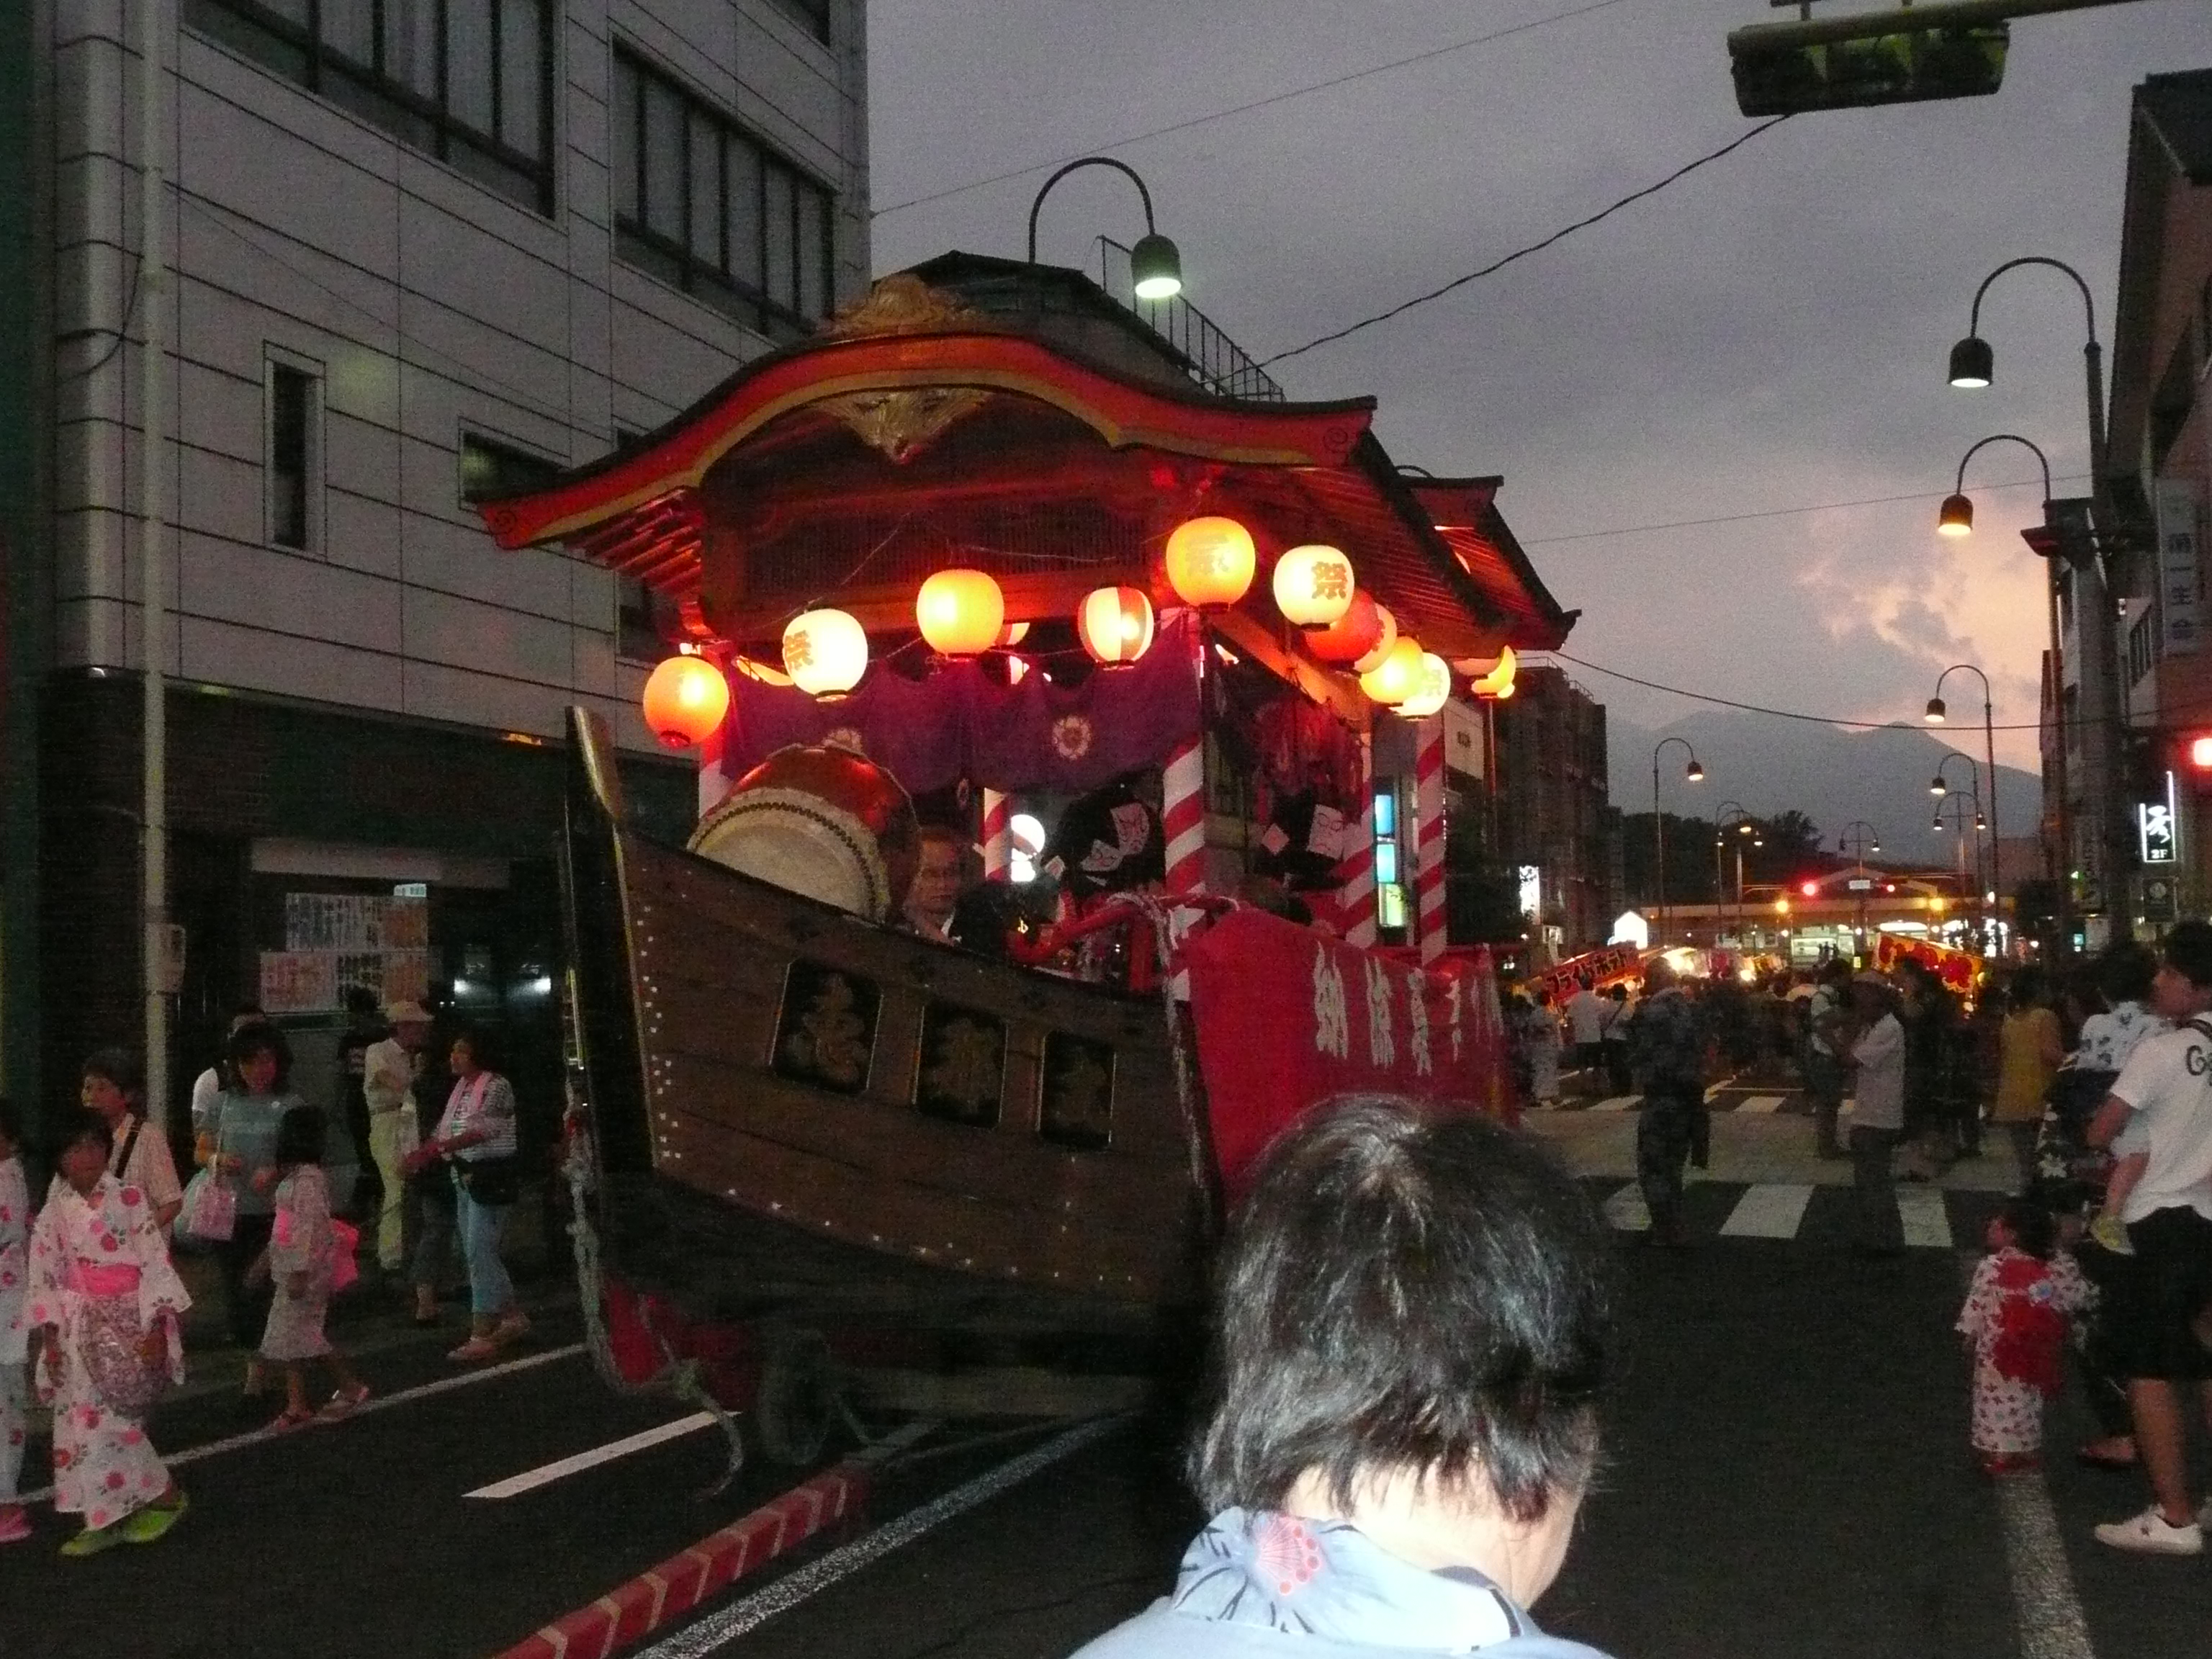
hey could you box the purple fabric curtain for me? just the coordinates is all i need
[724,611,1202,796]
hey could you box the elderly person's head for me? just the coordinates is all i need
[1642,956,1677,994]
[1192,1096,1612,1609]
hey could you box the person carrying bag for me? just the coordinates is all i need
[402,1030,529,1364]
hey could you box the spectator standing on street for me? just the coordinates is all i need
[1563,977,1607,1100]
[77,1048,184,1233]
[27,1109,192,1555]
[0,1099,30,1546]
[1845,974,1907,1257]
[1994,970,2067,1192]
[1957,1197,2092,1474]
[362,1000,432,1280]
[335,987,386,1213]
[1600,984,1634,1097]
[405,1029,529,1362]
[1522,989,1563,1107]
[188,1000,264,1130]
[196,1021,301,1402]
[2087,920,2212,1555]
[1069,1097,1617,1659]
[251,1107,369,1431]
[1800,959,1852,1161]
[405,1028,461,1326]
[1627,958,1704,1249]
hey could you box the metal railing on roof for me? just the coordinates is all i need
[1094,236,1286,403]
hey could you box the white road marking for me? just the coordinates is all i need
[1737,1094,1786,1114]
[14,1343,587,1506]
[1897,1186,1953,1249]
[1719,1182,1814,1238]
[1589,1094,1640,1112]
[465,1411,717,1499]
[631,1415,1127,1658]
[1602,1182,1651,1231]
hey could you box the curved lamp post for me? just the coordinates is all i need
[1839,820,1880,958]
[1925,662,1999,949]
[1951,254,2121,945]
[1026,156,1182,300]
[1933,789,1987,944]
[1652,737,1704,945]
[1936,436,2069,950]
[1715,801,1756,948]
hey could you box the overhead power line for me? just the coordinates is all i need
[1261,114,1794,367]
[872,0,1635,218]
[1521,472,2089,546]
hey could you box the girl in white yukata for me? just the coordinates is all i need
[251,1106,368,1431]
[1957,1197,2092,1475]
[27,1108,191,1554]
[0,1098,31,1545]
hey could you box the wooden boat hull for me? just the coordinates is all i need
[558,713,1211,1352]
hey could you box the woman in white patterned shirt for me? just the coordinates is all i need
[403,1030,527,1363]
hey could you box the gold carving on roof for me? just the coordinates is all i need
[819,273,984,340]
[817,385,989,464]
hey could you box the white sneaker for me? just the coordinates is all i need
[2094,1506,2204,1556]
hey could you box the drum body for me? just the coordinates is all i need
[687,745,921,922]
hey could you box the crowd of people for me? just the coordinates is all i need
[0,997,532,1556]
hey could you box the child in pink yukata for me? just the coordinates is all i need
[250,1106,368,1430]
[1957,1197,2092,1474]
[0,1098,30,1545]
[26,1108,192,1555]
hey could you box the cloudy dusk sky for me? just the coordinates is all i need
[867,0,2210,771]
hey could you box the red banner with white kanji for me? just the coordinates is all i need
[1179,908,1514,1205]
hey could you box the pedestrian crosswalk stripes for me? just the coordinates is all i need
[1588,1095,1639,1112]
[1736,1095,1786,1114]
[1589,1177,1997,1250]
[1717,1182,1813,1238]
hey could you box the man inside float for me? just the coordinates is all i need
[902,823,968,943]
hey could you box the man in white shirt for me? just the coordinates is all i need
[1844,974,1905,1256]
[1802,960,1851,1159]
[364,1000,433,1275]
[2087,920,2212,1557]
[1563,977,1608,1098]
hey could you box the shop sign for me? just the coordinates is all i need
[2156,477,2201,657]
[283,893,428,953]
[2138,770,2177,866]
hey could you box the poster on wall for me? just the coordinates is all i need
[283,893,429,952]
[262,894,434,1014]
[260,952,340,1015]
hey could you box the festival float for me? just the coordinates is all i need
[475,254,1574,1459]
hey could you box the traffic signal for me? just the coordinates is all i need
[2190,734,2212,772]
[1731,22,2008,116]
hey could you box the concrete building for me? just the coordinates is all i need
[1489,663,1614,954]
[0,0,871,1130]
[2105,66,2211,931]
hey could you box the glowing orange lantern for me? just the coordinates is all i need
[640,651,729,749]
[1396,652,1452,718]
[1359,636,1424,706]
[1076,585,1156,666]
[1271,544,1356,631]
[916,568,1004,658]
[1163,515,1256,610]
[1460,646,1518,700]
[1308,588,1384,664]
[1352,604,1400,675]
[782,608,868,699]
[997,621,1030,647]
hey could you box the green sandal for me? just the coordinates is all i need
[58,1523,128,1558]
[120,1491,189,1545]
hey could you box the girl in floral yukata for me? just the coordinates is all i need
[0,1097,31,1545]
[251,1106,368,1430]
[27,1107,191,1555]
[1957,1197,2092,1475]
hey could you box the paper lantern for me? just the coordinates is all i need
[1076,585,1156,666]
[1163,515,1256,610]
[1358,636,1424,706]
[1467,646,1517,700]
[782,608,868,699]
[1271,544,1355,630]
[997,621,1030,647]
[1351,604,1400,675]
[916,568,1004,658]
[1308,588,1384,664]
[640,652,729,750]
[1395,652,1452,718]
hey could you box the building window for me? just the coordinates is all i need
[766,0,832,44]
[2056,568,2074,640]
[615,576,666,663]
[266,357,321,552]
[611,48,837,341]
[184,0,555,214]
[2128,608,2163,685]
[458,431,561,503]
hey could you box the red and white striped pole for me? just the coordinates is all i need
[1162,736,1207,896]
[980,788,1012,880]
[1414,715,1447,961]
[1341,731,1377,947]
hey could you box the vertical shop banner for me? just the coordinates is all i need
[2156,477,2201,657]
[1179,908,1511,1203]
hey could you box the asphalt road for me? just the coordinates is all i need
[7,1100,2211,1659]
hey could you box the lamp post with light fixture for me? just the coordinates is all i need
[1652,737,1704,945]
[1928,751,1987,916]
[1715,801,1756,949]
[1840,820,1881,958]
[1925,661,1999,949]
[1026,156,1182,300]
[1949,254,2126,943]
[1933,790,1986,944]
[1936,433,2073,950]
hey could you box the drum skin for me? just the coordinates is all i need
[687,745,921,922]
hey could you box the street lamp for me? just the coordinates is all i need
[1716,802,1755,950]
[1652,737,1704,945]
[1840,820,1880,961]
[1933,789,1985,945]
[1026,156,1182,300]
[1951,253,2123,943]
[1929,742,1990,925]
[1936,436,2069,950]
